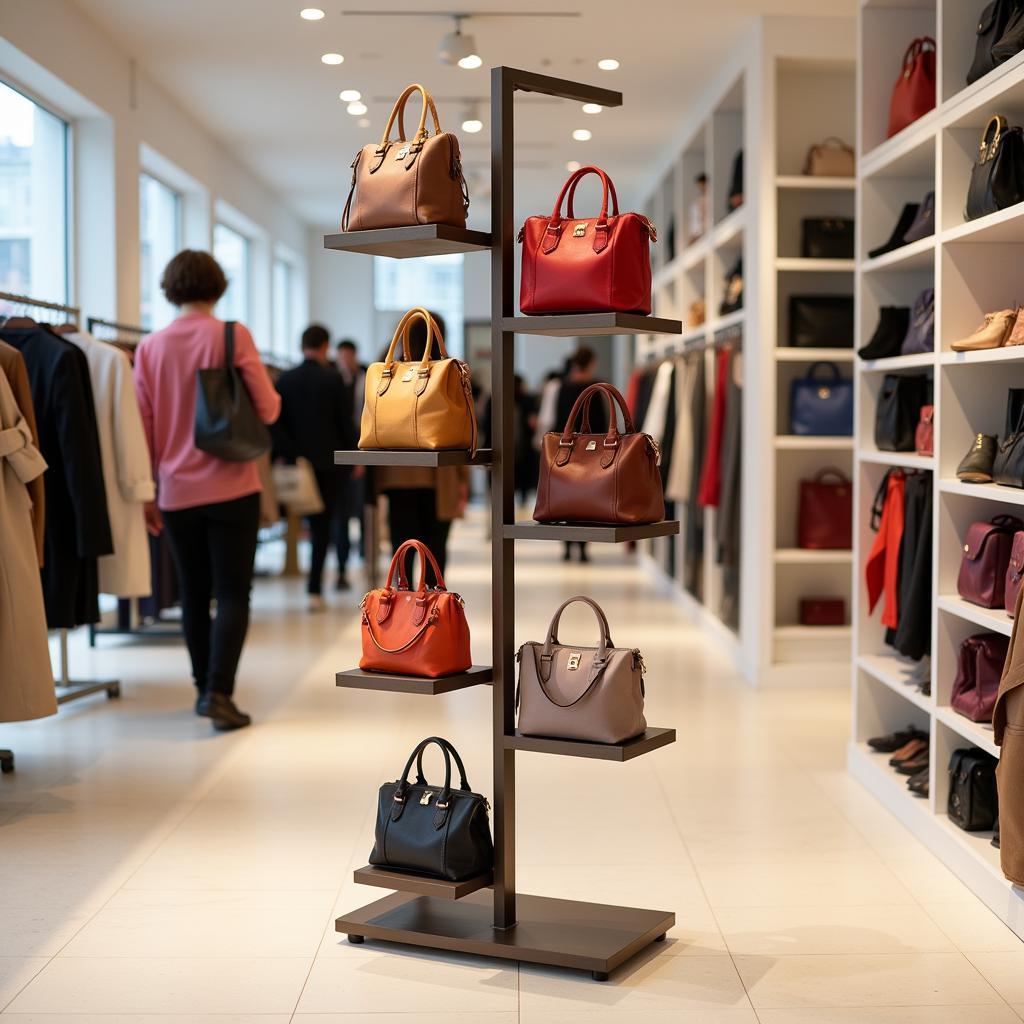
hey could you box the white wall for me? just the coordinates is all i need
[1,0,308,342]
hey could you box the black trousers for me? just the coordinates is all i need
[331,472,364,570]
[162,493,260,697]
[384,487,452,578]
[308,468,345,595]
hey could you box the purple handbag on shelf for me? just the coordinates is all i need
[957,515,1024,608]
[901,287,934,355]
[951,632,1010,723]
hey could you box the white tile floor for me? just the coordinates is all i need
[1,512,1023,1022]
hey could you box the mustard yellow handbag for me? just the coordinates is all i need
[359,307,477,452]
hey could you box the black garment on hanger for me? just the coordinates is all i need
[632,368,657,432]
[717,346,742,627]
[0,326,112,628]
[683,355,706,598]
[889,470,932,660]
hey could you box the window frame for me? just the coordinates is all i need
[138,169,183,329]
[213,220,252,325]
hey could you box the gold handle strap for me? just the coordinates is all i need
[379,84,441,149]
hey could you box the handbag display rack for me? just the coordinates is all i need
[323,67,682,981]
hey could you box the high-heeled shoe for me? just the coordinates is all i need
[868,203,920,259]
[951,308,1018,351]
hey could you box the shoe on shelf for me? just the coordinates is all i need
[858,307,911,361]
[951,308,1018,351]
[957,434,998,483]
[895,752,929,776]
[308,594,326,613]
[196,693,252,731]
[868,724,925,753]
[907,767,929,797]
[888,736,928,767]
[902,190,935,243]
[868,202,919,260]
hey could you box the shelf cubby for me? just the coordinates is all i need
[323,224,492,259]
[336,666,493,695]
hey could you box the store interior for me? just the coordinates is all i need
[6,0,1024,1019]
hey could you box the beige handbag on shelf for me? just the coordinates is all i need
[359,307,477,453]
[516,596,647,745]
[342,83,469,231]
[802,137,855,177]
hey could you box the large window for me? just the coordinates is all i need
[139,172,181,329]
[0,80,69,303]
[272,257,294,359]
[213,222,250,323]
[374,253,464,356]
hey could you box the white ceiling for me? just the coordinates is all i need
[72,0,855,228]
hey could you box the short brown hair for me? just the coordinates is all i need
[160,250,228,306]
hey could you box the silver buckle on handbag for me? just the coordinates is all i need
[586,440,597,451]
[396,145,410,160]
[419,790,434,805]
[402,369,415,382]
[573,222,587,237]
[567,652,581,670]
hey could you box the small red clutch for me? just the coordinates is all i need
[800,598,845,627]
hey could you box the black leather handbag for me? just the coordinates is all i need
[875,373,930,452]
[369,736,494,881]
[994,388,1024,486]
[801,218,855,259]
[965,115,1024,221]
[968,0,1024,84]
[727,150,743,212]
[789,295,854,348]
[194,321,271,462]
[948,748,999,831]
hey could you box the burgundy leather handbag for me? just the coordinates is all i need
[1006,530,1024,616]
[888,37,936,138]
[957,515,1024,609]
[951,632,1010,723]
[519,165,656,315]
[534,382,664,526]
[797,468,852,550]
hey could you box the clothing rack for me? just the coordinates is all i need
[86,316,148,346]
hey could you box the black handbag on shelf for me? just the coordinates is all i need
[875,373,930,452]
[948,747,999,832]
[968,0,1024,85]
[789,295,854,348]
[965,114,1024,221]
[369,736,494,881]
[993,387,1024,486]
[727,150,743,211]
[801,218,855,259]
[719,257,743,315]
[194,321,271,462]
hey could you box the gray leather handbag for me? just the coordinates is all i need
[516,596,647,744]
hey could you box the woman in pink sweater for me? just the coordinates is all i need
[135,250,280,731]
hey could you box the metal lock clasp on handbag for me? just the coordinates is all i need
[567,652,582,670]
[396,145,411,160]
[419,790,434,805]
[573,223,587,237]
[402,369,415,382]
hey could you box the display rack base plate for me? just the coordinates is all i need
[335,889,674,979]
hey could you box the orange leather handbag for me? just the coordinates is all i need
[888,37,936,138]
[359,540,472,678]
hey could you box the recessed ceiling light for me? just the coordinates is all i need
[572,129,592,142]
[300,8,325,20]
[321,53,344,65]
[358,117,371,128]
[458,54,483,69]
[347,101,368,116]
[598,58,620,71]
[566,160,581,172]
[339,89,361,102]
[582,103,602,114]
[462,118,483,133]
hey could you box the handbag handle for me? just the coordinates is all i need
[574,381,634,435]
[385,538,447,593]
[813,466,850,485]
[902,36,936,71]
[979,114,1009,162]
[543,166,619,255]
[391,736,471,828]
[377,307,450,396]
[806,361,842,382]
[563,166,621,220]
[378,83,442,149]
[561,382,635,442]
[413,736,472,790]
[542,595,614,666]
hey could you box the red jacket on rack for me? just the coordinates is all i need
[697,348,730,508]
[865,469,906,630]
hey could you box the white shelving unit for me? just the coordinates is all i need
[851,0,1024,939]
[635,17,856,685]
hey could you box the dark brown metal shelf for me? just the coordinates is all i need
[336,890,673,975]
[334,449,493,467]
[501,313,683,337]
[336,666,492,695]
[505,727,676,762]
[323,224,492,259]
[503,520,681,543]
[353,865,493,900]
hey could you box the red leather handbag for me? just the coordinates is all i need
[359,540,471,678]
[957,515,1023,609]
[1006,531,1024,616]
[951,632,1010,723]
[800,598,846,626]
[519,165,656,315]
[797,468,852,550]
[888,37,936,139]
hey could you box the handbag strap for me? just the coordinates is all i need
[378,307,449,393]
[540,596,614,687]
[391,736,469,828]
[413,736,472,790]
[386,538,447,592]
[806,361,842,382]
[378,84,441,149]
[564,166,621,220]
[813,466,850,486]
[980,115,1009,162]
[557,383,637,469]
[903,36,936,68]
[543,166,618,255]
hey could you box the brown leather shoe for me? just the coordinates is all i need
[888,736,928,767]
[951,308,1017,351]
[895,752,929,776]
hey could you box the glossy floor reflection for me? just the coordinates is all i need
[0,510,1022,1022]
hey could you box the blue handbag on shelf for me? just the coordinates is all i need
[790,362,854,436]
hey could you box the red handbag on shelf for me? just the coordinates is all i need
[518,165,656,315]
[957,515,1023,609]
[797,468,853,550]
[800,598,846,626]
[951,632,1010,724]
[359,539,471,678]
[888,37,936,139]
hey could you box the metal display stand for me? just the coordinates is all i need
[327,67,683,981]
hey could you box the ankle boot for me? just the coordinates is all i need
[858,306,911,360]
[957,434,998,483]
[868,203,920,259]
[196,693,252,731]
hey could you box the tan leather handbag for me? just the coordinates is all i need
[517,596,647,745]
[342,84,469,232]
[359,308,477,453]
[533,382,664,525]
[802,137,855,177]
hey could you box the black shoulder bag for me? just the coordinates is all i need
[948,748,998,832]
[194,321,271,462]
[965,115,1024,222]
[875,373,930,452]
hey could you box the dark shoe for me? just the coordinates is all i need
[868,203,920,259]
[889,736,928,767]
[895,752,929,776]
[957,434,998,483]
[858,306,910,361]
[196,693,252,731]
[868,725,924,753]
[903,191,935,243]
[907,767,929,797]
[335,574,351,592]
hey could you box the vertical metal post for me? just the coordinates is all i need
[490,66,517,930]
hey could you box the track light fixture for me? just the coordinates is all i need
[438,15,481,69]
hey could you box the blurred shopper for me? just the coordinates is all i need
[273,325,355,610]
[135,250,281,731]
[482,374,538,507]
[332,338,365,589]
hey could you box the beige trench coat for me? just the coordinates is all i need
[994,585,1024,884]
[0,369,56,722]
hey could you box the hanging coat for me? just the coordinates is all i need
[0,368,56,722]
[994,585,1024,884]
[67,332,154,597]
